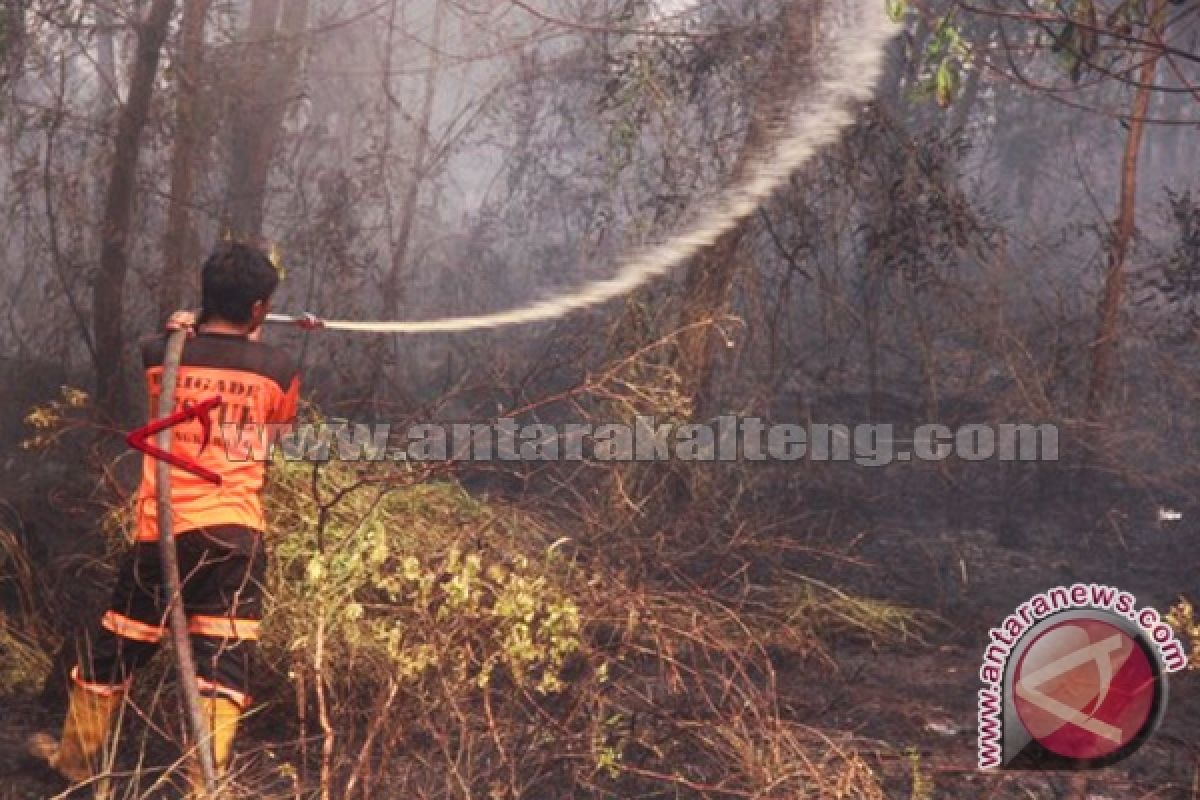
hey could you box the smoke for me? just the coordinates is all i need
[307,0,898,334]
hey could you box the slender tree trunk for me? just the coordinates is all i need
[861,247,884,419]
[223,0,282,239]
[43,68,96,364]
[94,0,116,120]
[223,0,309,240]
[1085,0,1167,420]
[160,0,211,318]
[861,35,912,420]
[93,0,176,420]
[674,0,820,420]
[366,0,442,407]
[0,0,27,93]
[382,0,442,315]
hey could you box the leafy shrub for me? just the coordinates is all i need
[263,458,587,701]
[254,457,891,798]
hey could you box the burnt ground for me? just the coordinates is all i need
[1,452,1198,800]
[793,487,1200,800]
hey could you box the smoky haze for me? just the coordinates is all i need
[3,2,1200,798]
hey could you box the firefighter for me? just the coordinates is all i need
[31,242,301,795]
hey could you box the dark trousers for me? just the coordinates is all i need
[73,526,266,709]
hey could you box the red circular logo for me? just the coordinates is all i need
[1012,618,1158,761]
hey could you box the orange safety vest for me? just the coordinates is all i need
[133,332,299,542]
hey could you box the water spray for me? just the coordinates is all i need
[267,0,898,336]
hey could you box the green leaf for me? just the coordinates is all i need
[935,59,960,108]
[885,0,908,23]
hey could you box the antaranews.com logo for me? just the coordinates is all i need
[978,583,1188,770]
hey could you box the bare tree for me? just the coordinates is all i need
[159,0,212,317]
[673,0,820,420]
[0,1,27,96]
[381,0,443,316]
[1085,0,1169,420]
[92,0,177,419]
[222,0,310,240]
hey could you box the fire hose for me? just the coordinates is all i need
[131,3,899,792]
[147,330,220,795]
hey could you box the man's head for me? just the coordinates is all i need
[200,242,279,332]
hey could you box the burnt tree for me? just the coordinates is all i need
[222,0,310,240]
[160,0,213,318]
[673,0,820,421]
[92,0,176,419]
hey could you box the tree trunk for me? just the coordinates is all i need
[94,0,116,120]
[673,0,820,420]
[1085,0,1167,420]
[859,39,909,420]
[223,0,309,240]
[0,0,26,93]
[160,0,212,318]
[382,0,442,316]
[92,0,176,420]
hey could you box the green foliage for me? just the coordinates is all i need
[922,15,970,109]
[1051,0,1100,83]
[255,456,898,795]
[893,6,972,109]
[263,458,585,698]
[898,0,1169,107]
[9,414,904,795]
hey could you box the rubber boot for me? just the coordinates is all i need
[188,696,241,798]
[28,682,121,784]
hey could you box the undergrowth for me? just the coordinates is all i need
[249,456,903,798]
[3,398,922,798]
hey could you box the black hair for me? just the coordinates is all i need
[200,242,279,325]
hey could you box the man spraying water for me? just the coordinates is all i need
[32,243,301,797]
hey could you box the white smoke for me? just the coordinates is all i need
[305,0,898,334]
